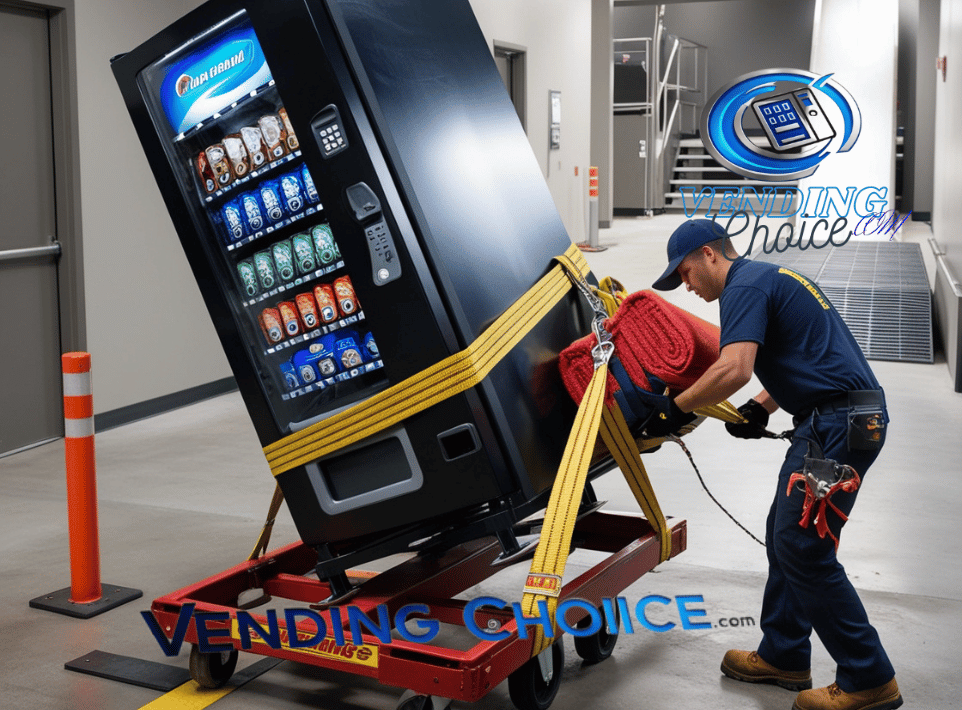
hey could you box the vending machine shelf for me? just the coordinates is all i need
[243,260,345,306]
[225,198,320,251]
[283,358,384,400]
[206,150,303,204]
[265,310,366,355]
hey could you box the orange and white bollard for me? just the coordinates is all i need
[29,352,141,619]
[62,352,102,603]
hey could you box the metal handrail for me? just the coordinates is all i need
[0,243,61,263]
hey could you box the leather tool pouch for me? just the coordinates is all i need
[846,390,885,451]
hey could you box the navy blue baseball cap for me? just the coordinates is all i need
[652,219,728,291]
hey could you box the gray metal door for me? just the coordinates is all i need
[0,4,64,456]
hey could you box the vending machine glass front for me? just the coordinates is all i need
[135,11,388,431]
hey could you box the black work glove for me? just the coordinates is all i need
[725,399,770,439]
[634,373,697,438]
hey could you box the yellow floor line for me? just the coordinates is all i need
[138,681,234,710]
[138,658,280,710]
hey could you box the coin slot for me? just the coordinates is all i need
[437,424,481,461]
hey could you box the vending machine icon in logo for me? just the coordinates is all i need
[752,88,836,152]
[702,69,861,181]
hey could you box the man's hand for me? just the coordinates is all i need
[725,399,769,439]
[635,373,697,438]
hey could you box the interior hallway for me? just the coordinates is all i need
[2,215,959,710]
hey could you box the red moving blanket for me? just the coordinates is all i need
[559,290,721,411]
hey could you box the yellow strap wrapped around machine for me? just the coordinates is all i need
[263,243,589,477]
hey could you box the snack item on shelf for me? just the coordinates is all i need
[312,335,339,377]
[237,260,259,298]
[333,275,359,316]
[222,200,245,242]
[205,143,234,188]
[300,164,320,205]
[259,180,285,224]
[254,250,278,290]
[292,233,317,274]
[295,292,320,330]
[272,240,296,282]
[279,360,299,391]
[277,300,300,337]
[241,126,268,169]
[312,284,338,324]
[279,171,305,215]
[311,223,338,265]
[363,331,379,361]
[240,192,266,234]
[335,331,364,371]
[279,108,299,151]
[293,336,338,383]
[258,307,284,345]
[222,134,250,178]
[258,114,288,160]
[292,348,319,384]
[196,150,217,194]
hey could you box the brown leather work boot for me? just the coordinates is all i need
[721,649,812,691]
[793,679,903,710]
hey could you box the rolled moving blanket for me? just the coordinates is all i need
[559,290,721,416]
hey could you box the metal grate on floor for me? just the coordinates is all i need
[751,241,933,363]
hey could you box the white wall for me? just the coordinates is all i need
[932,0,962,388]
[470,0,593,245]
[799,0,899,234]
[74,0,231,415]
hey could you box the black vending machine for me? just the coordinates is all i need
[112,0,598,588]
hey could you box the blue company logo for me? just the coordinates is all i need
[160,23,272,134]
[702,69,861,182]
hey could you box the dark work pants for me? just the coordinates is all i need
[756,407,895,692]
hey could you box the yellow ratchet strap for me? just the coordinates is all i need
[249,482,285,561]
[263,243,589,477]
[520,352,610,657]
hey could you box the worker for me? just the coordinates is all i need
[636,219,902,710]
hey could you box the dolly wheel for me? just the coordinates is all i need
[189,644,238,689]
[573,606,618,664]
[508,641,564,710]
[395,690,451,710]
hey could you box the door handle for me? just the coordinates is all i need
[0,242,62,264]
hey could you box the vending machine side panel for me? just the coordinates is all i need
[325,0,594,497]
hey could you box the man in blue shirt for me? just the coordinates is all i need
[642,219,901,710]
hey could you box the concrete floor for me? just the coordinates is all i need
[2,215,960,710]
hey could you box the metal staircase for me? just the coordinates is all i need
[665,136,799,213]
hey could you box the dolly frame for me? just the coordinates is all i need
[149,510,686,707]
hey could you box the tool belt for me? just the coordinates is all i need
[793,389,885,452]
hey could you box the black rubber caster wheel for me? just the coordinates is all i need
[188,644,238,689]
[573,605,618,664]
[508,641,564,710]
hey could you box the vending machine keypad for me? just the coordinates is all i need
[311,104,349,158]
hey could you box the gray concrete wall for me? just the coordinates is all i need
[914,0,940,216]
[75,0,230,415]
[613,0,815,98]
[471,0,593,244]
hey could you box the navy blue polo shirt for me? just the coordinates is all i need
[718,258,880,416]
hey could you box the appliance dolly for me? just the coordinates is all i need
[148,508,686,710]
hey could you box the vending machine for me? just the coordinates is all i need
[111,0,595,585]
